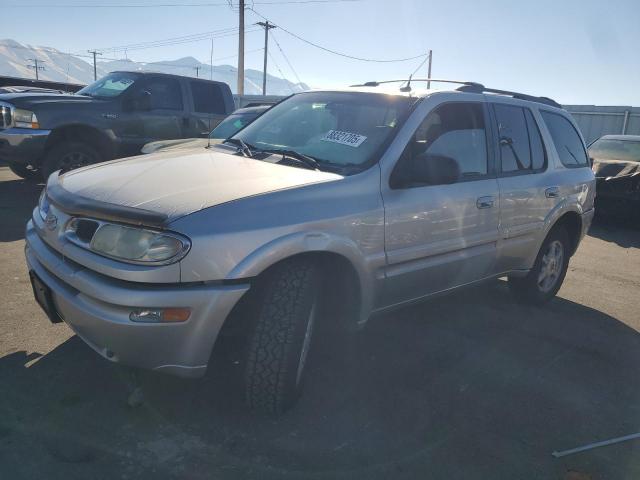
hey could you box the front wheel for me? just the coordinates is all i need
[41,142,101,180]
[508,227,570,305]
[244,258,320,415]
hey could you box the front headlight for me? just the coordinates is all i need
[90,224,190,264]
[14,108,39,129]
[38,189,50,221]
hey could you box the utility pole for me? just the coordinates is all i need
[426,50,432,89]
[88,50,102,80]
[237,0,245,95]
[256,21,276,95]
[27,58,45,80]
[194,65,201,78]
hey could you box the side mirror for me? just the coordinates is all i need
[409,154,461,186]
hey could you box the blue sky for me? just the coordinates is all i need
[2,0,639,105]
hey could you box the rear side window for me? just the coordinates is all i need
[540,111,588,167]
[139,77,183,110]
[525,110,546,170]
[190,81,226,114]
[495,104,531,172]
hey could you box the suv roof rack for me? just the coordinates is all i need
[350,79,562,109]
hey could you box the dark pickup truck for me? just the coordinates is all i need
[0,71,234,180]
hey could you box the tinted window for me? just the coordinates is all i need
[525,109,547,170]
[540,111,588,167]
[495,104,531,172]
[413,102,488,177]
[588,139,640,162]
[191,81,225,114]
[138,77,183,111]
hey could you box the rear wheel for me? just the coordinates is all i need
[244,257,321,415]
[508,227,570,305]
[42,142,101,180]
[9,163,40,182]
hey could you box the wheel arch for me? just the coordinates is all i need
[227,232,373,330]
[45,124,115,160]
[538,203,582,256]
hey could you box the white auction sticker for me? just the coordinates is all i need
[321,130,367,147]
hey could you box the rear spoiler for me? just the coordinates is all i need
[46,171,168,228]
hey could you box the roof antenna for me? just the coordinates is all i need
[400,75,412,93]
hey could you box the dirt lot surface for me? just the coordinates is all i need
[0,165,639,479]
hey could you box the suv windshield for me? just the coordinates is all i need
[77,72,139,99]
[232,92,412,171]
[210,112,260,140]
[589,138,640,162]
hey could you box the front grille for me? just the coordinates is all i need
[0,103,12,129]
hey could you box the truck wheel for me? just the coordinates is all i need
[244,258,320,415]
[508,226,570,305]
[9,163,41,182]
[42,142,101,180]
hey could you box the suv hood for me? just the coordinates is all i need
[56,147,342,223]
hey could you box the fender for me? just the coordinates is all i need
[522,198,585,267]
[227,231,380,324]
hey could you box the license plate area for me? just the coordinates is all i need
[29,270,63,324]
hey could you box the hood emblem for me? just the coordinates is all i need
[44,212,58,230]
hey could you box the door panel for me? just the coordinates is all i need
[382,179,500,306]
[185,80,229,138]
[381,100,500,308]
[491,103,559,272]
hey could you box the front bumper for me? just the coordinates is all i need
[25,221,250,378]
[0,127,50,166]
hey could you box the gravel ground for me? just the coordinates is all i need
[0,165,639,480]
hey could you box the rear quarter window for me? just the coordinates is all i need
[190,81,226,114]
[540,111,588,167]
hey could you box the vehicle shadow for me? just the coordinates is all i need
[0,168,43,242]
[1,282,639,479]
[589,220,640,249]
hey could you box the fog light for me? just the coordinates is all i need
[129,308,190,323]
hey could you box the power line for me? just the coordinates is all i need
[4,0,362,7]
[95,26,242,52]
[95,28,260,53]
[250,8,429,63]
[270,30,302,86]
[267,50,294,94]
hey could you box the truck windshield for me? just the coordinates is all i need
[232,91,412,171]
[77,72,139,99]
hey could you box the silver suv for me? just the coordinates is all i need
[25,80,595,414]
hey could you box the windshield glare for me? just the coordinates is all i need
[210,113,258,139]
[78,72,139,98]
[232,92,411,169]
[589,139,640,162]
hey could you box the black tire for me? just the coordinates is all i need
[8,163,41,182]
[244,258,320,415]
[42,142,101,180]
[508,226,570,305]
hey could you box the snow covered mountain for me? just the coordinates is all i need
[0,39,308,95]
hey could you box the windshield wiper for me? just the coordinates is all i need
[261,149,320,170]
[223,138,254,157]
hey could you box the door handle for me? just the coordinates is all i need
[545,186,560,198]
[476,196,495,209]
